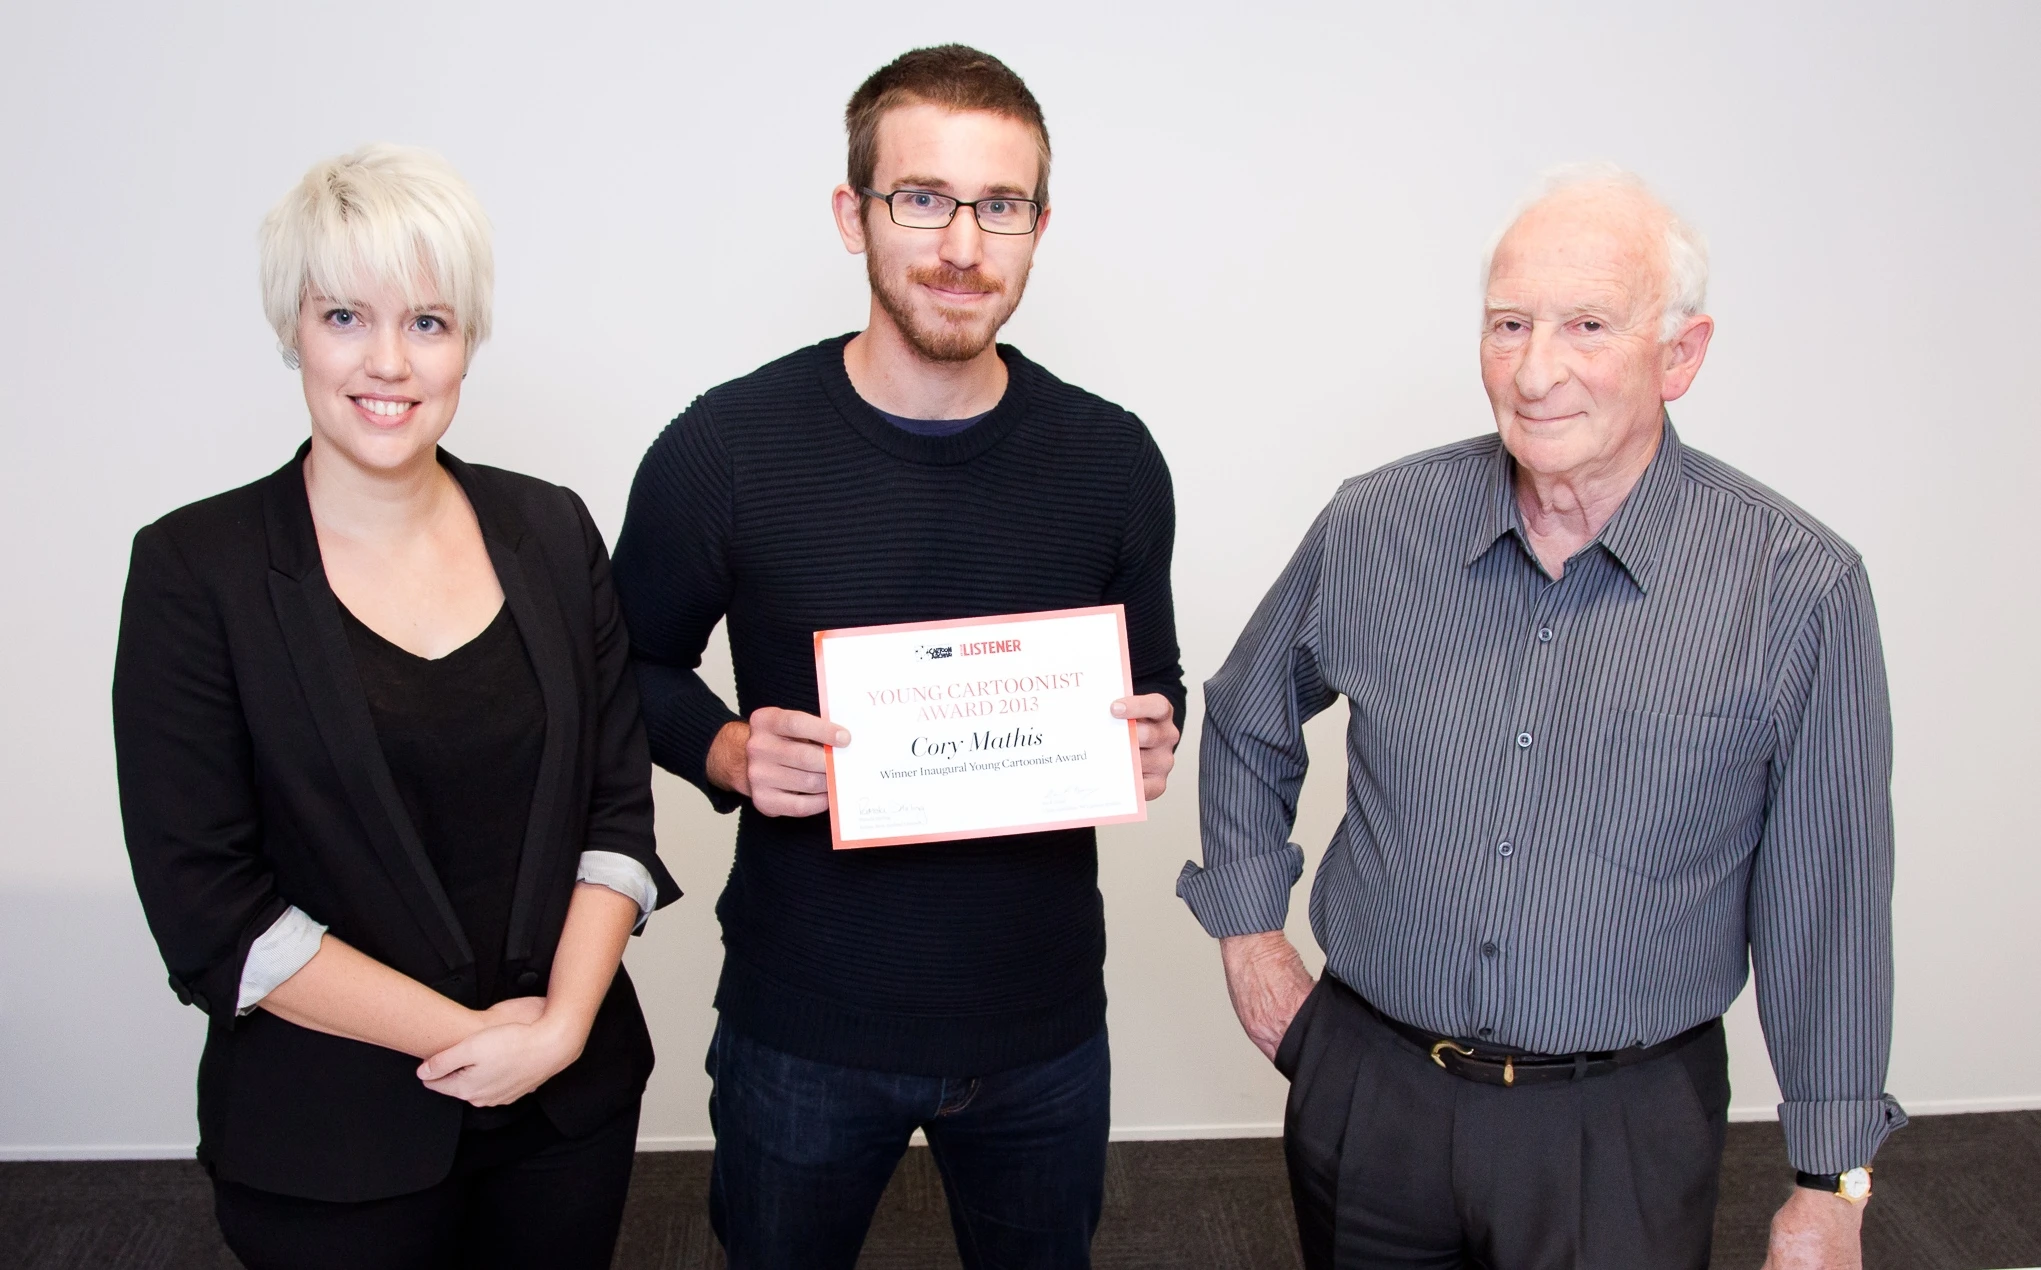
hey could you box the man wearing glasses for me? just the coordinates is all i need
[613,45,1184,1269]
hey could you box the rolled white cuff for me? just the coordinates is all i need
[576,850,657,932]
[236,906,327,1015]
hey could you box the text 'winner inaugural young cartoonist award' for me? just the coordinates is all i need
[812,605,1146,849]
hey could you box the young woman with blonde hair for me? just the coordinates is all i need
[113,144,676,1269]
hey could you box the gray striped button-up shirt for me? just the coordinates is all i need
[1179,422,1904,1172]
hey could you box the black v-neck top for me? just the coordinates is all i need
[341,603,545,1006]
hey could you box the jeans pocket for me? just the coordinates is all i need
[1273,978,1324,1081]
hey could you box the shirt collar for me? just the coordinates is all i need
[1463,440,1522,569]
[1463,416,1686,594]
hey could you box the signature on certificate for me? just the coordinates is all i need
[855,799,929,830]
[1042,785,1116,812]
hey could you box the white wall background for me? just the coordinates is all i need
[2,0,2035,1156]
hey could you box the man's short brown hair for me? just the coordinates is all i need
[846,45,1051,206]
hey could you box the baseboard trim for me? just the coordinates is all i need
[1729,1093,2041,1123]
[0,1144,198,1161]
[10,1096,2038,1160]
[633,1122,1295,1154]
[635,1135,716,1152]
[1106,1122,1286,1142]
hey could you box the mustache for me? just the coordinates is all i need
[907,263,1003,297]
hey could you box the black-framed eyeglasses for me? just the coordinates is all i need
[860,188,1042,235]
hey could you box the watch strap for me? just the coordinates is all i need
[1795,1167,1872,1201]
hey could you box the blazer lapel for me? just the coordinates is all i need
[261,453,474,974]
[444,454,581,966]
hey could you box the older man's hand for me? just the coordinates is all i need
[1759,1187,1865,1269]
[1220,931,1316,1061]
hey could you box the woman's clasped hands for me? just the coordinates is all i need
[416,997,586,1107]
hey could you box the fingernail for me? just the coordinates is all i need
[1111,703,1127,717]
[835,731,850,746]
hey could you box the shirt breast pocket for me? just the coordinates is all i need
[1590,710,1773,880]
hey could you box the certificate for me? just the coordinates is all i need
[813,605,1146,849]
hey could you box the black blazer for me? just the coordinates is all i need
[112,446,680,1203]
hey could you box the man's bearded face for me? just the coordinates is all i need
[865,228,1032,363]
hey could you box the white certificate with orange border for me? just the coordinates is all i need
[813,605,1146,850]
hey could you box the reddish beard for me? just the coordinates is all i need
[866,251,1032,363]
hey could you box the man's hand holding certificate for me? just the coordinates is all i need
[811,606,1167,849]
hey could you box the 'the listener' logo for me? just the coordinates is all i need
[960,638,1022,657]
[914,638,1022,662]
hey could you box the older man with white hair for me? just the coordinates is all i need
[1179,165,1903,1268]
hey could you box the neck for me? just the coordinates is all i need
[302,435,454,547]
[842,300,1008,419]
[1512,421,1662,574]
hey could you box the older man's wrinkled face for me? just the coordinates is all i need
[1480,191,1687,481]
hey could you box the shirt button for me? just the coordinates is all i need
[1538,627,1554,643]
[1478,1027,1494,1038]
[1482,942,1499,957]
[1498,841,1514,857]
[1516,731,1533,748]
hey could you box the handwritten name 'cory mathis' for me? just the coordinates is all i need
[866,671,1087,721]
[910,727,1045,760]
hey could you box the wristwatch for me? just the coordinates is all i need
[1795,1166,1872,1203]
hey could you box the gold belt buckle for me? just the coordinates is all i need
[1429,1039,1515,1086]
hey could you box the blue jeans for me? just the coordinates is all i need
[706,1019,1111,1270]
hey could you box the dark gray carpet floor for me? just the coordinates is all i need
[4,1112,2036,1268]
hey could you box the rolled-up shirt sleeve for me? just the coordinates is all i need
[1750,560,1907,1172]
[236,905,328,1014]
[576,850,659,932]
[1177,504,1337,937]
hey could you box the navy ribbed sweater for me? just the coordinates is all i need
[612,335,1185,1074]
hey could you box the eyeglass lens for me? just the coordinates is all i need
[886,191,1037,234]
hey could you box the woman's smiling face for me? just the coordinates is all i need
[295,275,466,474]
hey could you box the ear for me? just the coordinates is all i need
[832,184,870,255]
[1660,313,1714,402]
[1032,203,1052,244]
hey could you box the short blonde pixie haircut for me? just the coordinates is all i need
[259,143,494,363]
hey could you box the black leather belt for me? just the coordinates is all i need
[1329,976,1716,1088]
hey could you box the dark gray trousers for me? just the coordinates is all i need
[1276,977,1730,1270]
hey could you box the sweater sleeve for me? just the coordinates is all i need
[611,401,745,812]
[1108,424,1187,731]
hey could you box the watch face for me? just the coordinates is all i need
[1839,1167,1873,1201]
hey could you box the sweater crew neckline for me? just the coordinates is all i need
[814,332,1032,466]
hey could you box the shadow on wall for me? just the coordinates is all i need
[0,838,1786,1158]
[0,886,206,1157]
